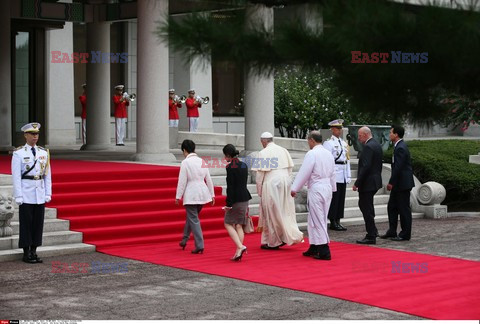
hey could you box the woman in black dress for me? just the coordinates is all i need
[223,144,252,261]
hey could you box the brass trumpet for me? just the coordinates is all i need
[195,96,210,105]
[173,95,186,104]
[123,91,136,102]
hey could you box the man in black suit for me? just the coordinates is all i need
[352,126,383,244]
[380,125,415,241]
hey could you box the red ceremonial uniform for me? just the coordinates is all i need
[113,95,130,118]
[169,99,182,120]
[79,95,87,119]
[185,98,201,118]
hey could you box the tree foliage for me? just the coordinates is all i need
[274,65,392,138]
[159,0,480,123]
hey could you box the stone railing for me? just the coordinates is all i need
[382,165,448,218]
[0,194,14,237]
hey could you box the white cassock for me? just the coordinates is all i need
[291,144,336,245]
[252,142,304,246]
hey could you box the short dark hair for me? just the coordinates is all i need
[307,131,323,143]
[391,125,405,138]
[223,144,239,158]
[181,139,196,153]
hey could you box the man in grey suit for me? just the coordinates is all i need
[381,125,415,241]
[352,126,383,244]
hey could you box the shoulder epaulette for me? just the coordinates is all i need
[14,146,23,151]
[37,146,47,151]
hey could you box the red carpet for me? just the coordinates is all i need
[1,155,479,319]
[0,156,229,248]
[100,235,480,320]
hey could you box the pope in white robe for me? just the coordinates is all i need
[291,131,336,260]
[251,132,304,249]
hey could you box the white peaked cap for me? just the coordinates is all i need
[260,131,273,139]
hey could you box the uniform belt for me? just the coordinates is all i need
[335,161,347,165]
[22,175,44,180]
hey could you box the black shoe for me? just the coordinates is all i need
[380,233,396,239]
[329,222,346,231]
[22,253,37,264]
[191,248,204,254]
[231,246,247,261]
[337,223,347,231]
[32,253,43,263]
[261,244,279,250]
[302,245,316,257]
[179,240,187,250]
[391,236,409,241]
[356,237,376,245]
[313,244,331,260]
[313,253,332,260]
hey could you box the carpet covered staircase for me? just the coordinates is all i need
[47,162,228,251]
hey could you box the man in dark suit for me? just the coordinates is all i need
[352,126,383,244]
[380,125,415,241]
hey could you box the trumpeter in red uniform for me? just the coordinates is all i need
[185,89,202,132]
[79,83,87,146]
[112,84,130,146]
[168,89,182,128]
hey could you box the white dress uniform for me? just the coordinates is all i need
[11,122,52,263]
[322,119,352,230]
[12,144,52,204]
[323,135,351,184]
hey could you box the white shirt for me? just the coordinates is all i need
[322,135,351,184]
[291,144,337,193]
[11,144,52,204]
[176,153,215,205]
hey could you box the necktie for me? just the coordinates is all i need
[31,147,36,157]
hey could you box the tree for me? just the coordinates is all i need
[158,0,480,124]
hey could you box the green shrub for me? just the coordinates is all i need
[274,66,392,138]
[383,140,480,209]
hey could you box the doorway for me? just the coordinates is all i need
[11,24,46,147]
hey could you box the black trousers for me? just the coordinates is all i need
[358,190,378,239]
[328,182,346,222]
[18,203,45,248]
[387,190,412,240]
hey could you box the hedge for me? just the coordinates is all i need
[383,140,480,209]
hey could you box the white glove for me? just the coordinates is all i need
[45,196,52,203]
[15,197,23,205]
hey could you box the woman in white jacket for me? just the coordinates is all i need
[175,139,215,254]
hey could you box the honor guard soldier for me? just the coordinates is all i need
[112,84,130,146]
[79,83,87,148]
[11,122,52,263]
[323,119,351,231]
[168,89,182,128]
[185,89,201,132]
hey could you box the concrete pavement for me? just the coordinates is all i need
[1,216,479,320]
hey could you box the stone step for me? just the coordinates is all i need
[344,194,390,208]
[297,212,424,231]
[0,243,96,262]
[0,175,12,186]
[11,208,58,221]
[0,230,84,251]
[11,218,70,235]
[295,204,389,223]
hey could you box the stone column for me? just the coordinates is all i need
[243,4,274,152]
[85,21,111,150]
[0,0,13,152]
[45,21,76,146]
[134,0,175,162]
